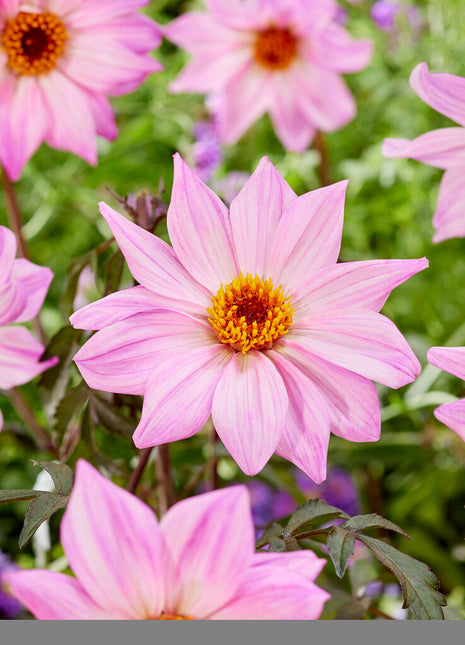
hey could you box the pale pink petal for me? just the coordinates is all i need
[3,570,114,619]
[230,157,297,276]
[433,166,465,242]
[73,310,216,395]
[382,128,465,169]
[164,12,250,52]
[133,343,233,448]
[276,340,381,442]
[0,1,21,18]
[287,310,421,388]
[170,49,252,94]
[85,92,118,140]
[0,326,58,390]
[98,202,211,315]
[206,0,271,30]
[0,281,27,326]
[63,0,153,29]
[211,351,287,476]
[427,346,465,381]
[160,486,254,618]
[294,258,428,317]
[433,399,465,442]
[61,459,167,620]
[78,13,162,53]
[10,259,53,322]
[252,550,327,581]
[0,226,16,280]
[167,154,237,293]
[307,23,373,73]
[410,63,465,127]
[268,350,330,483]
[268,180,348,291]
[0,75,49,181]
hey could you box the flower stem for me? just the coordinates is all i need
[1,167,29,259]
[7,387,59,456]
[156,444,175,513]
[209,428,219,491]
[314,131,331,187]
[127,447,153,494]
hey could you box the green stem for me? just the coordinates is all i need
[156,444,175,514]
[314,131,331,187]
[7,387,59,456]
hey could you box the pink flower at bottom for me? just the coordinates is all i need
[4,460,330,620]
[427,346,465,442]
[0,0,162,180]
[382,63,465,243]
[0,226,57,429]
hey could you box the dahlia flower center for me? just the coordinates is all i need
[2,11,68,75]
[158,613,193,620]
[207,273,294,354]
[254,27,297,70]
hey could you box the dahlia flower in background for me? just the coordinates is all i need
[0,226,57,429]
[0,551,23,619]
[383,63,465,242]
[0,0,162,181]
[4,460,330,619]
[70,155,427,482]
[164,0,373,151]
[427,347,465,442]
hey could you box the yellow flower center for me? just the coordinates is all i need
[254,26,298,70]
[158,613,193,620]
[207,273,294,354]
[2,11,68,76]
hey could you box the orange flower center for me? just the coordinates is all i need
[207,273,294,354]
[2,11,68,75]
[158,613,193,620]
[254,26,298,70]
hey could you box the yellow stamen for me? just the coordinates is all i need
[158,613,193,620]
[254,26,298,70]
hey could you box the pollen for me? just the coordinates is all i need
[2,11,68,76]
[254,26,298,70]
[207,273,294,354]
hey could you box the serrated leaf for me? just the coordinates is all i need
[0,490,40,504]
[283,499,350,539]
[342,513,411,540]
[90,392,136,437]
[31,461,74,495]
[268,537,286,552]
[256,522,283,549]
[358,534,446,620]
[19,492,69,549]
[327,526,356,578]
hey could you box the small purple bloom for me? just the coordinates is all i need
[0,551,23,619]
[296,467,361,517]
[371,1,401,31]
[192,120,222,183]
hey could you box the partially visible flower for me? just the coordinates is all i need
[165,0,373,151]
[0,551,23,618]
[0,0,162,180]
[371,1,400,31]
[383,63,465,242]
[70,155,426,482]
[296,466,361,517]
[192,120,222,182]
[427,347,465,442]
[5,460,330,619]
[0,226,57,429]
[72,266,97,312]
[243,480,296,537]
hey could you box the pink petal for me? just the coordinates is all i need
[211,350,287,476]
[382,128,465,169]
[230,157,296,276]
[288,310,421,388]
[0,326,57,390]
[73,310,216,395]
[252,550,327,582]
[0,1,21,18]
[307,23,373,73]
[160,486,254,618]
[10,259,53,322]
[61,459,167,619]
[433,399,465,442]
[78,13,162,53]
[268,180,349,292]
[294,258,428,317]
[169,49,252,94]
[276,340,381,442]
[3,570,114,619]
[167,154,237,293]
[85,92,118,140]
[0,280,26,326]
[268,350,330,483]
[0,226,16,280]
[427,346,465,381]
[410,62,465,127]
[165,11,250,52]
[206,0,271,30]
[433,166,465,242]
[63,0,153,29]
[98,201,210,315]
[133,343,233,448]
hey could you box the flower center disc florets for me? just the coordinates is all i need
[254,26,298,70]
[2,11,68,75]
[208,273,294,354]
[158,613,193,620]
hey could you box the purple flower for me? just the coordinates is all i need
[192,120,222,183]
[0,551,23,619]
[296,466,361,517]
[371,1,401,31]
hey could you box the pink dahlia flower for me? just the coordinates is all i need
[382,63,465,243]
[4,459,330,619]
[70,155,427,481]
[0,0,162,181]
[427,347,465,442]
[0,226,57,429]
[164,0,373,151]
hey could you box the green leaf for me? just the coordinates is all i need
[0,490,40,504]
[19,492,69,549]
[327,526,356,578]
[31,460,74,496]
[90,392,136,437]
[59,249,98,319]
[256,522,284,549]
[268,537,286,552]
[358,534,446,620]
[342,513,411,539]
[283,499,350,539]
[103,249,125,295]
[53,382,89,437]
